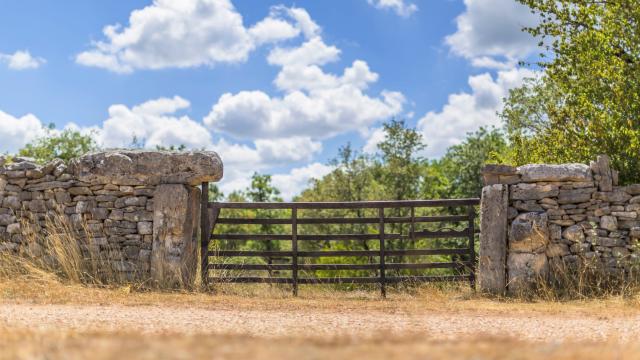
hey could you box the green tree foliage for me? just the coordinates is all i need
[503,0,640,183]
[436,127,507,198]
[18,127,98,163]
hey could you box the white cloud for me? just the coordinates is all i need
[267,37,340,68]
[445,0,538,69]
[367,0,418,17]
[272,162,334,200]
[0,50,46,70]
[75,0,314,73]
[205,37,404,140]
[255,137,322,163]
[417,68,536,158]
[94,96,212,149]
[0,111,48,152]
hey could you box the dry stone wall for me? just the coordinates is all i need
[0,150,222,286]
[480,155,640,294]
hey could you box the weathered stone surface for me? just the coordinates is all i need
[509,212,549,253]
[562,225,584,242]
[507,252,548,294]
[557,188,595,204]
[69,150,223,186]
[598,190,632,203]
[482,164,518,186]
[625,184,640,195]
[511,183,559,201]
[600,216,618,231]
[151,184,200,288]
[478,184,508,295]
[546,243,570,257]
[593,155,613,192]
[517,163,592,183]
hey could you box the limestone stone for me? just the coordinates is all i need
[151,184,200,288]
[612,211,637,220]
[478,184,508,295]
[507,252,548,294]
[557,188,595,204]
[6,223,20,234]
[2,196,20,209]
[511,183,559,201]
[600,216,618,231]
[625,184,640,195]
[138,221,153,235]
[68,150,223,186]
[598,190,632,203]
[594,155,613,192]
[509,212,549,253]
[546,243,570,257]
[514,200,543,212]
[562,225,584,242]
[517,163,592,183]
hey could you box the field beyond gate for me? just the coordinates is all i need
[200,183,479,296]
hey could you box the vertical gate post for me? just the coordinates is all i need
[378,207,386,298]
[200,182,209,288]
[467,205,476,290]
[291,206,298,296]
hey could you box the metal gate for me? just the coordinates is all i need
[200,183,479,296]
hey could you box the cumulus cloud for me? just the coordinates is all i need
[367,0,418,17]
[272,162,334,200]
[0,50,46,70]
[205,37,404,140]
[0,111,48,152]
[75,0,315,73]
[445,0,539,69]
[416,68,536,158]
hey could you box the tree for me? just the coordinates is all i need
[245,173,282,203]
[436,127,507,198]
[18,127,98,163]
[504,0,640,183]
[375,119,426,201]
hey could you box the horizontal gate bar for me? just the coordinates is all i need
[206,262,472,271]
[215,215,470,225]
[209,199,479,209]
[207,275,471,284]
[209,248,470,257]
[210,231,470,241]
[208,263,292,270]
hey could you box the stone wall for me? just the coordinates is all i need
[479,155,640,294]
[0,150,222,287]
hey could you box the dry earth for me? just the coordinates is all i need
[3,281,640,359]
[1,303,639,343]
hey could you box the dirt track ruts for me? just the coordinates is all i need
[1,304,638,342]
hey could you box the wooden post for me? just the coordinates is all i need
[200,182,209,288]
[378,207,386,298]
[467,205,476,290]
[292,206,298,296]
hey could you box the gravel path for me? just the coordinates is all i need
[1,304,638,342]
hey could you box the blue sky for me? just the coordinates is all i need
[0,0,539,198]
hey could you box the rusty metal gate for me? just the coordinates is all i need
[200,183,479,296]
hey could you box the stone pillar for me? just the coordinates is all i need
[478,184,508,295]
[151,184,201,288]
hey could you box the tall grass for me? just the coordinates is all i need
[1,207,134,287]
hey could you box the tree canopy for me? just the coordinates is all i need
[503,0,640,183]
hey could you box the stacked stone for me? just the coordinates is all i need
[0,150,223,287]
[0,156,154,278]
[483,155,640,292]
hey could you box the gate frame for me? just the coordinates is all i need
[200,182,478,297]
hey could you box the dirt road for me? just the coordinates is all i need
[1,303,638,342]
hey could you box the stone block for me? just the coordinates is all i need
[600,216,618,231]
[517,163,592,183]
[511,183,559,201]
[509,212,549,253]
[478,184,508,295]
[507,252,548,294]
